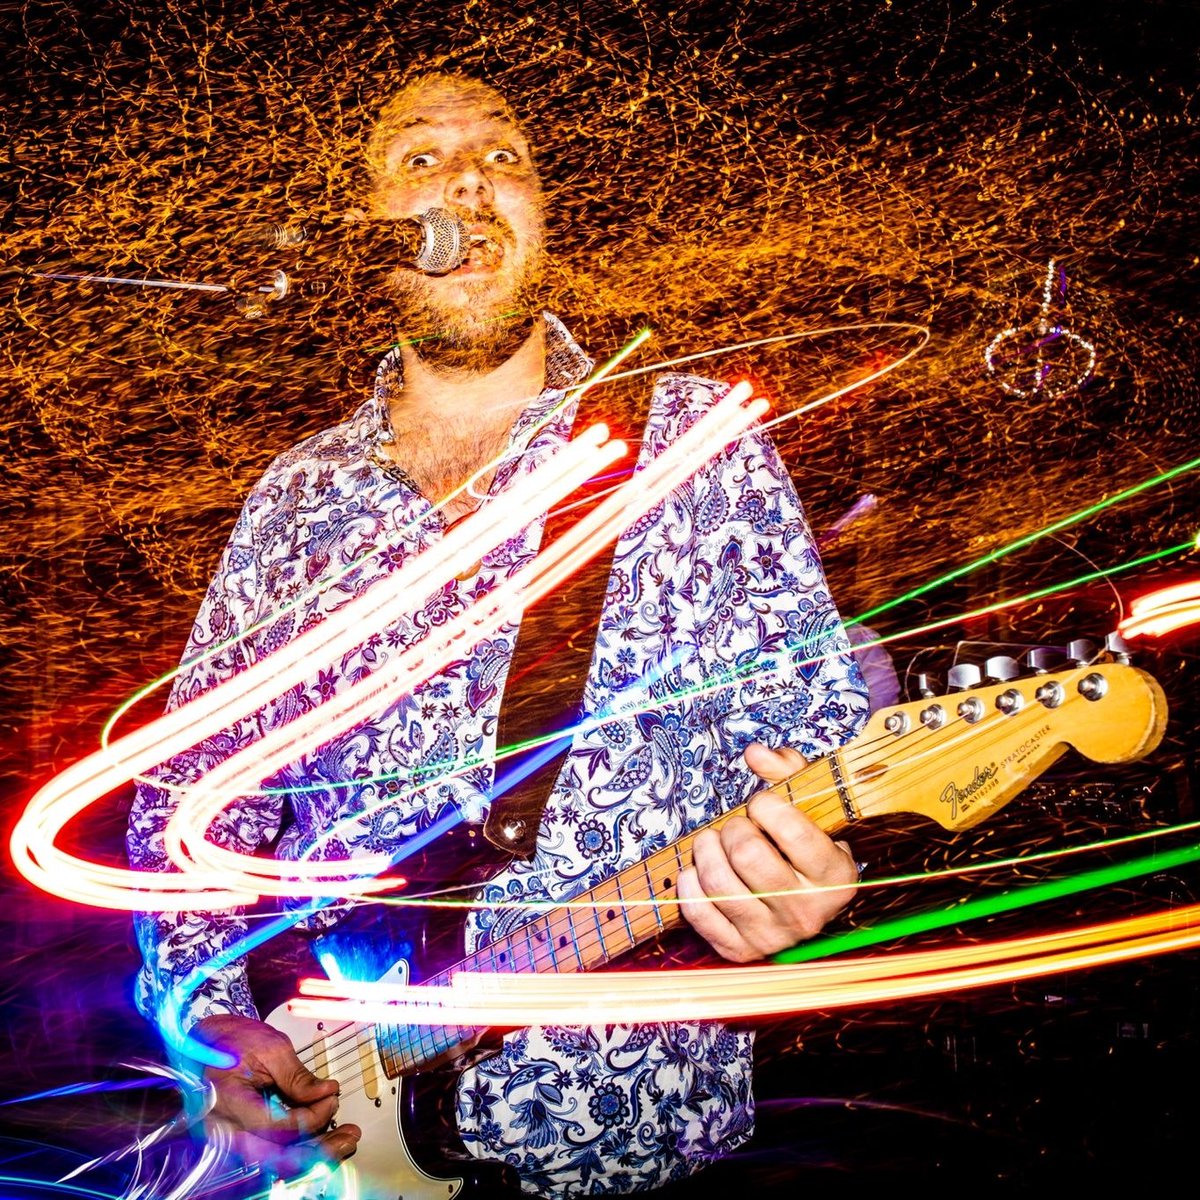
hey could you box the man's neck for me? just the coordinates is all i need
[392,318,547,429]
[382,318,548,520]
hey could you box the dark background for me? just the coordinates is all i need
[2,0,1199,1195]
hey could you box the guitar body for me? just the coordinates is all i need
[265,955,519,1200]
[265,962,448,1200]
[260,843,522,1200]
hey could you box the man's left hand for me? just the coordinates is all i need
[677,742,859,962]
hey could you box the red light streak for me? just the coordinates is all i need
[1118,577,1200,638]
[10,383,766,911]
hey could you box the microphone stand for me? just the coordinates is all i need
[27,266,294,317]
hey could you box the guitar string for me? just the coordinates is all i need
[277,687,1055,1088]
[282,710,1035,1095]
[274,674,1114,1098]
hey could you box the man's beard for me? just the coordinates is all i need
[389,215,544,375]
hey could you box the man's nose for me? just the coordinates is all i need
[445,158,495,208]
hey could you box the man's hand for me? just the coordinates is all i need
[677,742,859,962]
[190,1014,361,1179]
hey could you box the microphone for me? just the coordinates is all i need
[237,208,467,275]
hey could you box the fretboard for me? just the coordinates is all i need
[376,756,845,1077]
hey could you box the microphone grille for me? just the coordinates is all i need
[414,208,466,274]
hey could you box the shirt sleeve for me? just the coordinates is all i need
[126,491,287,1035]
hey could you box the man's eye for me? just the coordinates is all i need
[485,148,519,165]
[407,152,438,169]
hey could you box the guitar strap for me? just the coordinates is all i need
[484,534,617,858]
[483,377,633,859]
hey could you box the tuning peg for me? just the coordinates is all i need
[947,663,983,691]
[984,655,1020,682]
[915,672,938,698]
[1024,646,1063,674]
[1105,632,1132,664]
[1067,638,1099,666]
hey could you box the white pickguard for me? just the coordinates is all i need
[264,960,464,1200]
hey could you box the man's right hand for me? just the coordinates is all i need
[190,1014,362,1179]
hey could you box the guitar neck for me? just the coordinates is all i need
[376,658,1168,1077]
[375,759,844,1077]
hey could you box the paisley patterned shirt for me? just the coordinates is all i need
[127,314,869,1195]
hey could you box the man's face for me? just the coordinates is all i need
[367,78,546,371]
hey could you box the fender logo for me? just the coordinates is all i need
[939,762,999,821]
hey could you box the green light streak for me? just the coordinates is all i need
[855,454,1200,625]
[851,539,1196,644]
[260,539,1192,802]
[776,840,1200,964]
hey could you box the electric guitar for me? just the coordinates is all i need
[266,656,1168,1199]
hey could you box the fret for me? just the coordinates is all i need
[519,920,537,973]
[590,895,609,964]
[550,909,584,971]
[590,877,634,954]
[485,940,504,973]
[613,875,637,947]
[643,857,665,932]
[533,912,561,973]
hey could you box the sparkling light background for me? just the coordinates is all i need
[2,0,1198,1194]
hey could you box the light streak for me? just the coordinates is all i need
[10,383,767,910]
[779,837,1200,961]
[854,456,1200,625]
[515,322,931,522]
[170,384,768,889]
[11,421,628,908]
[282,809,1200,1030]
[850,539,1197,649]
[285,900,1200,1028]
[1118,575,1200,638]
[235,535,1191,858]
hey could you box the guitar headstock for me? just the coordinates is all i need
[848,638,1169,832]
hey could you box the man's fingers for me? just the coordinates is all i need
[743,741,809,786]
[745,791,857,885]
[196,1014,345,1142]
[213,1120,362,1179]
[211,1073,340,1143]
[678,829,758,961]
[275,1059,342,1108]
[681,793,860,961]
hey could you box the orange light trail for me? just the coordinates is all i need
[1118,572,1200,638]
[170,383,768,893]
[286,900,1200,1028]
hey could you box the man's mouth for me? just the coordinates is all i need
[458,229,505,271]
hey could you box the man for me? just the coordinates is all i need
[127,72,870,1196]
